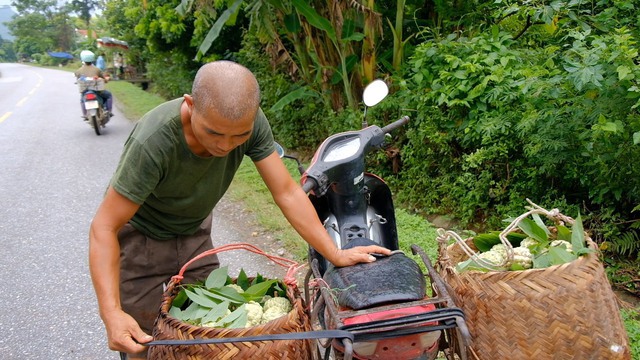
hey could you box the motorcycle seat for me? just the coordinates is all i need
[322,238,426,310]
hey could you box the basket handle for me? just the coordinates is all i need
[171,242,304,288]
[437,199,575,271]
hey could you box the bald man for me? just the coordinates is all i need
[88,61,390,358]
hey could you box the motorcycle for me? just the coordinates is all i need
[77,76,109,135]
[278,80,471,360]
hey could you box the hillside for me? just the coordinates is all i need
[0,5,15,41]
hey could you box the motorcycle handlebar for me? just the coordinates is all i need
[301,178,317,193]
[381,116,410,134]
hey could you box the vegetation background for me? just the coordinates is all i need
[2,0,639,355]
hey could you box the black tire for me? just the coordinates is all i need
[91,115,101,135]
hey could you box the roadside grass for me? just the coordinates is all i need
[106,80,165,120]
[108,80,638,358]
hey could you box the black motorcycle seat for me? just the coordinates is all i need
[322,238,426,310]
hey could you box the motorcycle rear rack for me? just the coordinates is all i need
[304,244,471,360]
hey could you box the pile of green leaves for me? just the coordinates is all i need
[169,266,285,328]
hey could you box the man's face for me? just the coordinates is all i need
[190,106,254,157]
[188,101,254,157]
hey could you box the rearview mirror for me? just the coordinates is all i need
[274,142,285,158]
[362,80,389,107]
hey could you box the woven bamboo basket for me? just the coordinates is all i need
[148,243,313,360]
[436,203,631,360]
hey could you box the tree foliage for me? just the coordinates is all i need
[7,0,75,58]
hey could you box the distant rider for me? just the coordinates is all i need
[75,50,113,119]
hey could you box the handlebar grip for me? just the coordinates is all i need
[301,178,317,193]
[381,116,409,134]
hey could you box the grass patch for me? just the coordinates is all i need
[106,81,165,120]
[622,308,640,359]
[224,158,309,261]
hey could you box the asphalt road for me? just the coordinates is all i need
[0,63,292,359]
[0,63,136,359]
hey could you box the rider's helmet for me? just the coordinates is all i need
[80,50,96,63]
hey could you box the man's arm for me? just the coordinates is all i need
[254,152,391,267]
[89,186,153,353]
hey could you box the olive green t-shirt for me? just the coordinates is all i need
[111,98,275,239]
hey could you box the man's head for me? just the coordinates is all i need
[184,61,261,157]
[80,50,95,65]
[191,60,260,120]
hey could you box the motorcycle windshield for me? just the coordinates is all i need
[322,138,361,162]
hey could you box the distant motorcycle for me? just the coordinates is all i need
[77,76,109,135]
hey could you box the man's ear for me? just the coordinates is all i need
[183,94,193,106]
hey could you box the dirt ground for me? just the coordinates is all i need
[210,194,303,281]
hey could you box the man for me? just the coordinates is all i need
[89,60,390,359]
[75,50,113,117]
[96,53,106,72]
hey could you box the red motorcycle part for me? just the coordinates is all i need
[334,303,440,360]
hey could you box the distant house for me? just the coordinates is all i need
[0,5,16,42]
[75,29,100,41]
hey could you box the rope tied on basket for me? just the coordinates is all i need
[436,228,506,270]
[171,242,303,289]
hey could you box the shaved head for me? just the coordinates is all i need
[191,61,261,121]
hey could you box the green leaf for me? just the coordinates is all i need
[531,213,551,236]
[245,279,278,298]
[473,232,501,252]
[600,121,619,132]
[186,289,218,308]
[172,288,189,308]
[473,231,526,252]
[199,287,245,305]
[291,0,336,41]
[571,214,586,252]
[205,266,229,289]
[548,246,577,265]
[182,301,210,321]
[252,274,265,286]
[236,269,250,290]
[342,32,365,42]
[201,301,231,324]
[634,132,640,145]
[518,218,549,242]
[196,0,242,59]
[533,253,552,268]
[174,0,194,16]
[617,65,632,80]
[556,225,572,241]
[269,87,319,112]
[283,11,301,33]
[169,306,184,320]
[506,232,528,246]
[219,304,248,328]
[455,258,491,272]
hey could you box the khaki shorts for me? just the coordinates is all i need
[118,214,219,358]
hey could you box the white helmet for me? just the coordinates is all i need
[80,50,95,63]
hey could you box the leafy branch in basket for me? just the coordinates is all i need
[457,213,595,272]
[168,266,292,328]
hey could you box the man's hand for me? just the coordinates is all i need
[330,245,392,267]
[103,309,153,354]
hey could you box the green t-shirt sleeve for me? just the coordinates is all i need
[245,108,276,162]
[111,134,163,205]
